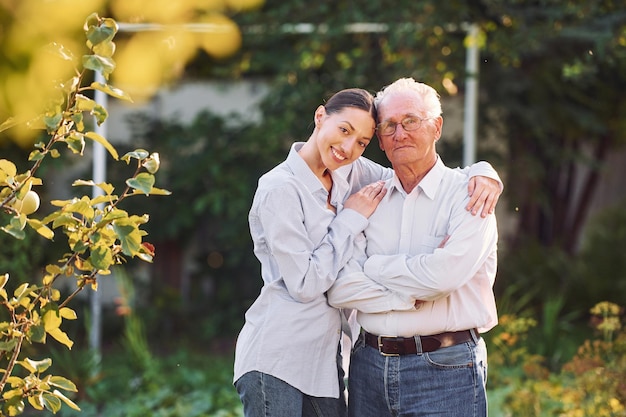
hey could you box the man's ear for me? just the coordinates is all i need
[434,116,443,140]
[378,135,384,151]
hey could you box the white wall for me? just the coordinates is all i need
[106,79,270,143]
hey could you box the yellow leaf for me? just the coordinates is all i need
[28,395,44,411]
[0,273,8,291]
[84,131,119,160]
[6,376,24,388]
[52,389,81,411]
[2,388,22,400]
[42,310,61,332]
[27,219,54,240]
[47,328,74,350]
[60,308,77,320]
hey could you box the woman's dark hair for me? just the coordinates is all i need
[323,88,377,122]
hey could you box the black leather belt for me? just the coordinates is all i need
[364,329,477,356]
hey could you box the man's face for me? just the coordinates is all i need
[376,91,442,169]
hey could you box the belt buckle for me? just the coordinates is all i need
[377,335,399,357]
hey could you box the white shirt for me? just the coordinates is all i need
[327,157,499,337]
[234,144,500,397]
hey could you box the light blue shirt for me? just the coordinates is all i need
[234,143,500,397]
[233,143,391,398]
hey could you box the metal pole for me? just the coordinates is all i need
[463,23,479,166]
[90,71,107,363]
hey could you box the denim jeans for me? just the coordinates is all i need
[347,331,488,417]
[235,371,347,417]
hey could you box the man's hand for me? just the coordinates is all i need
[467,176,502,217]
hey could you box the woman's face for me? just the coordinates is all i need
[314,106,376,171]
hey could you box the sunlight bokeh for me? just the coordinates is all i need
[0,0,264,145]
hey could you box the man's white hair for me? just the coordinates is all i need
[374,77,442,119]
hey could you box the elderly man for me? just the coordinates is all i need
[328,78,499,417]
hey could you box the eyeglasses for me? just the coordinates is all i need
[376,116,431,136]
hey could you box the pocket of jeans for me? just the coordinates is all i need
[424,342,474,369]
[351,333,366,355]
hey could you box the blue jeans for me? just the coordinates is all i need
[347,331,488,417]
[235,371,347,417]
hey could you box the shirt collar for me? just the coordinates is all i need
[389,156,445,200]
[286,142,352,195]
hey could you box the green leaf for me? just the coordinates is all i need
[43,113,63,133]
[28,394,44,411]
[28,149,45,161]
[29,323,46,343]
[65,197,95,220]
[49,376,78,392]
[82,55,115,78]
[98,208,129,226]
[121,149,149,163]
[1,216,27,239]
[142,153,160,173]
[52,389,80,411]
[113,220,144,256]
[126,173,155,195]
[0,338,18,351]
[20,357,52,373]
[84,131,119,160]
[85,18,117,46]
[91,81,133,102]
[93,39,116,58]
[51,213,79,229]
[92,103,108,125]
[89,245,113,270]
[66,132,85,155]
[42,393,62,414]
[5,396,25,415]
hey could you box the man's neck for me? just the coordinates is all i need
[395,158,437,193]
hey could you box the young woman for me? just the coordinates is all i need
[233,88,501,417]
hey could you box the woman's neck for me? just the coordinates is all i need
[298,140,327,179]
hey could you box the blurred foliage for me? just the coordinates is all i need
[0,0,264,146]
[574,200,626,309]
[193,0,626,256]
[103,0,626,344]
[37,347,243,417]
[103,110,281,340]
[19,301,625,417]
[2,1,626,378]
[487,301,625,417]
[0,12,172,415]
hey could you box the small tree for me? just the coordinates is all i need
[0,14,169,415]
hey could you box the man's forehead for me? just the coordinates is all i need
[379,92,423,116]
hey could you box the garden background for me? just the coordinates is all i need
[1,0,625,416]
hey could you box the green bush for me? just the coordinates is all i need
[486,301,625,417]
